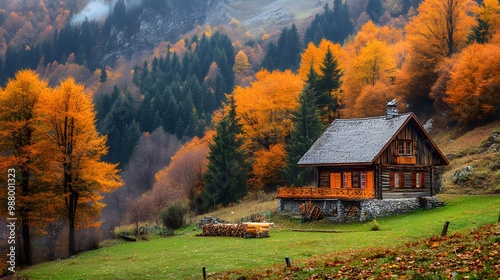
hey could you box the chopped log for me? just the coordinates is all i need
[344,205,359,217]
[120,233,137,242]
[299,201,323,220]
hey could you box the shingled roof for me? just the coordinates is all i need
[298,113,414,166]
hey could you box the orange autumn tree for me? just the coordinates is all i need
[445,43,500,123]
[232,69,303,189]
[400,0,477,110]
[0,70,53,266]
[298,39,344,80]
[36,78,122,256]
[232,69,303,152]
[342,21,402,117]
[249,144,287,191]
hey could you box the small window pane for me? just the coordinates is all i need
[360,172,366,188]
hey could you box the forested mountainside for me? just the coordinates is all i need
[1,0,500,267]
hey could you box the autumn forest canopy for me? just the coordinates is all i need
[1,0,500,267]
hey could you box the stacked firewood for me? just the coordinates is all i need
[200,222,272,238]
[299,201,323,220]
[201,223,248,237]
[344,205,360,217]
[245,222,271,238]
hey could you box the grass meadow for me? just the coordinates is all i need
[17,194,500,279]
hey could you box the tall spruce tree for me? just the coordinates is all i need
[284,69,324,187]
[201,97,248,211]
[304,1,354,45]
[317,47,343,124]
[261,24,302,71]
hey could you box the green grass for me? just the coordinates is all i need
[18,195,500,279]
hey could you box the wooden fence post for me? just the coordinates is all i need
[285,256,291,268]
[498,211,500,224]
[441,221,450,237]
[202,267,206,280]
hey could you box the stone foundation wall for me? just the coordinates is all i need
[278,196,441,222]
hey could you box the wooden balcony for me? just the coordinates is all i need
[277,187,375,200]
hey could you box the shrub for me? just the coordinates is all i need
[370,219,381,231]
[112,224,137,239]
[159,202,188,231]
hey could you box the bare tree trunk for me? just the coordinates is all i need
[21,170,32,266]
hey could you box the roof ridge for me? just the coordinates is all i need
[335,112,413,122]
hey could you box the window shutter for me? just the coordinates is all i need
[367,171,374,190]
[390,172,395,187]
[411,173,417,188]
[347,172,352,188]
[399,173,405,188]
[330,173,341,189]
[420,172,426,188]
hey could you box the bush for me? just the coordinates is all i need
[370,219,381,231]
[113,224,137,239]
[159,202,188,231]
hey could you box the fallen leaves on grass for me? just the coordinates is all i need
[211,224,500,279]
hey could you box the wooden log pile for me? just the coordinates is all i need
[344,205,360,218]
[299,201,323,220]
[200,222,272,238]
[244,222,271,238]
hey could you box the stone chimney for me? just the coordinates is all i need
[386,99,398,119]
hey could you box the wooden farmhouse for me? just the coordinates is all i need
[277,102,449,221]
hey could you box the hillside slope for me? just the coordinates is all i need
[207,0,324,35]
[434,121,500,194]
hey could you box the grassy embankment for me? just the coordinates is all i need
[18,194,500,279]
[434,121,500,194]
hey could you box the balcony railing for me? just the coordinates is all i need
[277,187,375,200]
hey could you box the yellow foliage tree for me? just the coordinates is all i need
[343,39,398,117]
[406,0,477,59]
[232,69,303,153]
[37,78,122,256]
[481,0,500,32]
[338,21,403,117]
[298,39,344,80]
[233,50,250,75]
[399,0,477,110]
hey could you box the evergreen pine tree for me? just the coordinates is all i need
[261,41,278,71]
[284,73,324,187]
[201,97,248,211]
[468,17,490,44]
[317,47,343,124]
[99,67,108,83]
[366,0,384,23]
[303,1,353,45]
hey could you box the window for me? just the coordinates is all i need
[360,172,366,188]
[391,172,426,188]
[352,171,360,188]
[398,141,413,156]
[333,171,374,190]
[391,172,405,188]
